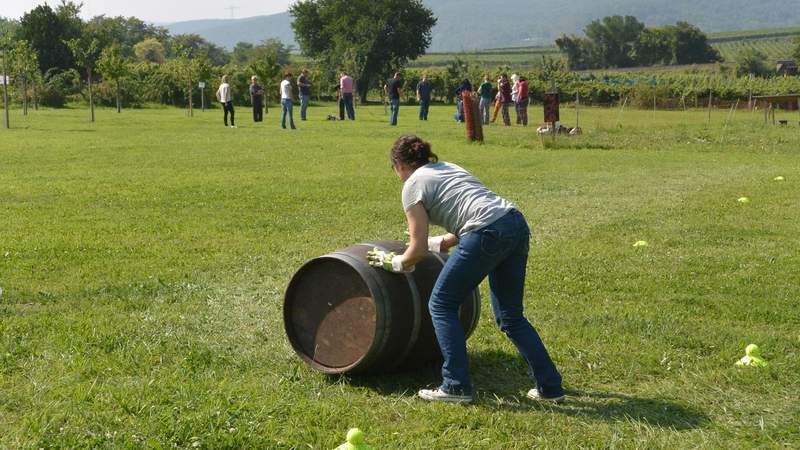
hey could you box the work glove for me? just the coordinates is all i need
[404,230,447,254]
[366,248,413,273]
[427,235,446,253]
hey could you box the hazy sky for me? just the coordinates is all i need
[2,0,295,23]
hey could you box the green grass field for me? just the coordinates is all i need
[2,102,800,449]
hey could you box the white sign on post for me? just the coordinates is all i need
[0,76,10,85]
[198,81,206,89]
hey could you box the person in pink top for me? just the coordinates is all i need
[339,72,356,120]
[516,76,530,126]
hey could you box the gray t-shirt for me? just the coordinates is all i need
[402,162,515,236]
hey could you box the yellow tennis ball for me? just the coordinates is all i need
[347,428,364,445]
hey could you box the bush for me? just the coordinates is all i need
[37,69,80,108]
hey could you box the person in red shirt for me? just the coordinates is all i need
[516,76,530,126]
[498,74,513,126]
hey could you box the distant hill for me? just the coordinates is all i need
[166,0,800,52]
[166,14,294,49]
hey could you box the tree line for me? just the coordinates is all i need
[2,3,799,120]
[0,0,438,119]
[0,1,297,118]
[556,16,722,70]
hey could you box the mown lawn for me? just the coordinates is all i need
[1,102,799,449]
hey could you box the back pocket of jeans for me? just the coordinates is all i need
[480,229,506,257]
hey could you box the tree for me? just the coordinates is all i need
[556,17,722,70]
[86,15,169,58]
[555,35,597,70]
[736,48,770,77]
[97,43,130,113]
[231,42,254,65]
[134,38,166,64]
[11,40,40,116]
[1,31,11,128]
[16,2,83,72]
[168,34,229,66]
[633,28,673,66]
[670,22,721,65]
[291,0,436,103]
[171,46,211,117]
[65,37,100,122]
[0,17,19,37]
[584,15,645,68]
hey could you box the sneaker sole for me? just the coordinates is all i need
[526,392,565,403]
[418,392,473,404]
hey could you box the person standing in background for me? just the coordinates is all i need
[385,72,403,126]
[454,79,472,122]
[511,74,521,125]
[516,76,529,126]
[334,85,343,120]
[249,75,264,123]
[340,72,356,120]
[297,69,312,121]
[490,75,502,124]
[478,74,493,125]
[416,73,433,121]
[498,74,513,126]
[280,72,297,130]
[216,74,235,128]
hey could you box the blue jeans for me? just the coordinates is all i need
[429,209,563,397]
[300,94,310,120]
[389,98,399,125]
[341,93,355,120]
[479,97,491,125]
[419,99,429,120]
[281,99,296,129]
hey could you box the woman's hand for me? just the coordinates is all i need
[428,233,458,253]
[367,249,412,273]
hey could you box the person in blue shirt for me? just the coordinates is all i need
[454,79,472,122]
[416,73,433,121]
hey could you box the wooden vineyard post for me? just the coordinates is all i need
[543,90,560,144]
[707,92,712,124]
[575,91,580,129]
[463,91,483,143]
[470,93,484,143]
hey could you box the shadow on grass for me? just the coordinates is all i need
[341,349,709,431]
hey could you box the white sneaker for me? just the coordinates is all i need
[230,125,236,128]
[418,388,473,404]
[526,388,565,403]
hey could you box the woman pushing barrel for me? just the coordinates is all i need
[367,134,564,404]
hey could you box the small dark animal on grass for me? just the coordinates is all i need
[327,115,338,121]
[537,125,582,135]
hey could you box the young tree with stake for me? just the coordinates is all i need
[65,37,100,122]
[11,40,39,116]
[97,43,130,113]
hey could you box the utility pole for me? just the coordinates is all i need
[1,47,9,129]
[226,5,240,19]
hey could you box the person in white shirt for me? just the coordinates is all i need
[215,75,235,128]
[280,72,296,130]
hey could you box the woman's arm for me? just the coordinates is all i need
[399,202,430,270]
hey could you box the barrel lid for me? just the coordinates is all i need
[284,256,378,372]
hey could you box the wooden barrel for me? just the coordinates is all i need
[284,240,481,374]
